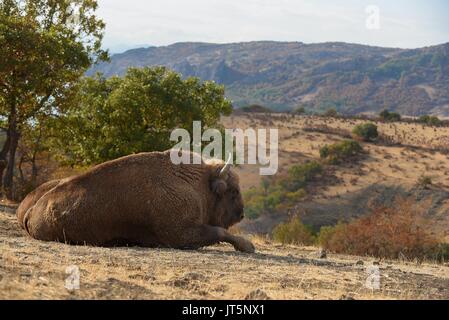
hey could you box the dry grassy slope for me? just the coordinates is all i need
[222,114,449,239]
[1,210,448,300]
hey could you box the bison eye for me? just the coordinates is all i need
[231,189,239,197]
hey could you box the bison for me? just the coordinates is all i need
[17,151,255,253]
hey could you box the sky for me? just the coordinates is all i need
[97,0,449,53]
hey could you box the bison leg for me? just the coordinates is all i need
[176,225,255,253]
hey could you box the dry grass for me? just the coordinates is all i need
[1,210,448,300]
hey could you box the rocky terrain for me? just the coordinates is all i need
[88,41,449,116]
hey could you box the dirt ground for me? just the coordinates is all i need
[1,210,448,300]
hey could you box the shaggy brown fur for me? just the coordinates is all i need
[17,179,62,230]
[17,151,255,253]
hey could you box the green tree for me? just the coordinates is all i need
[0,0,107,198]
[50,67,233,166]
[379,109,401,122]
[418,115,441,127]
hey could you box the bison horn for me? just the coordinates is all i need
[219,153,233,178]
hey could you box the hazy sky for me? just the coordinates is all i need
[97,0,449,53]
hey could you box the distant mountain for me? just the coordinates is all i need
[105,43,153,55]
[88,41,449,116]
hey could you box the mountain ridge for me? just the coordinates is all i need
[89,41,449,116]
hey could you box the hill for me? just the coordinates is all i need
[221,113,449,241]
[88,41,449,116]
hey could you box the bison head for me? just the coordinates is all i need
[209,156,245,228]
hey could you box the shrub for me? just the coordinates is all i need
[317,224,339,247]
[240,104,273,113]
[419,115,430,124]
[319,198,445,261]
[287,161,323,191]
[272,216,316,245]
[243,192,266,220]
[418,115,441,126]
[379,109,401,122]
[319,145,330,159]
[285,189,307,204]
[243,161,321,219]
[320,140,363,164]
[352,123,378,142]
[243,180,291,218]
[417,175,432,188]
[379,109,390,120]
[432,243,449,263]
[264,185,286,211]
[323,108,338,117]
[428,116,441,126]
[293,106,306,115]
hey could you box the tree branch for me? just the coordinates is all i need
[19,92,53,123]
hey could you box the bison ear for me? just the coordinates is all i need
[211,179,228,196]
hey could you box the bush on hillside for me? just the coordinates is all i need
[379,109,401,122]
[352,123,378,142]
[418,115,442,126]
[286,161,323,191]
[240,104,273,113]
[243,183,285,219]
[272,216,316,245]
[323,108,338,117]
[293,106,306,115]
[317,223,343,248]
[319,140,363,164]
[284,188,307,203]
[319,198,446,261]
[243,161,323,219]
[417,175,432,188]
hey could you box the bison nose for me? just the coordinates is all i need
[240,211,244,219]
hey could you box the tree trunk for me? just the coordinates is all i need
[18,155,25,185]
[0,133,11,194]
[3,105,20,200]
[31,152,38,188]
